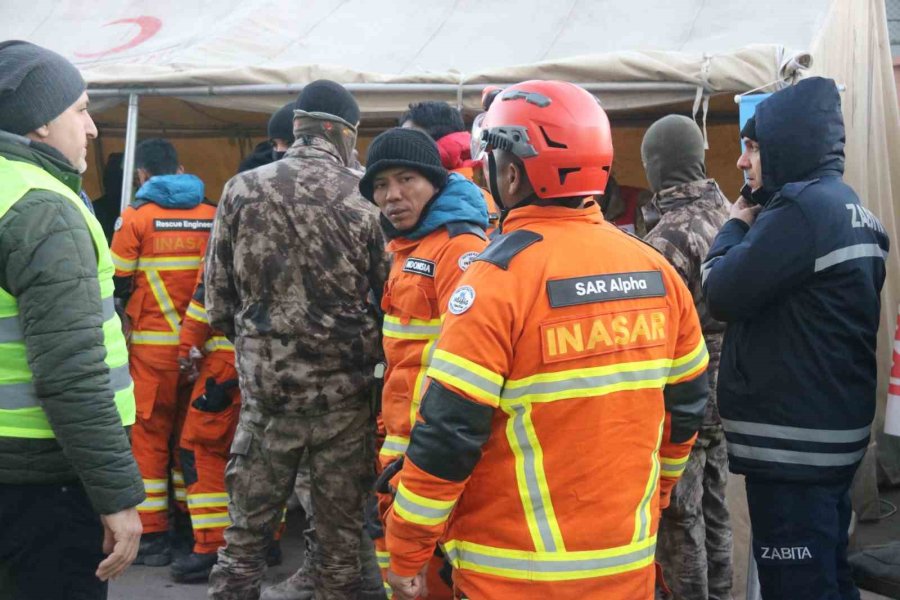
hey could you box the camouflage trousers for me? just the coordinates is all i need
[208,398,375,600]
[657,425,733,600]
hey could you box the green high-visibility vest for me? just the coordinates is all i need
[0,156,135,438]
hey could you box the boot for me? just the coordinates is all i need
[849,542,900,598]
[170,551,217,583]
[134,531,172,567]
[261,527,317,600]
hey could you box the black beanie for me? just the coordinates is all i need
[740,116,757,141]
[0,41,86,135]
[359,128,449,202]
[267,101,296,142]
[295,80,360,126]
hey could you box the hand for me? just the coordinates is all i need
[96,507,142,581]
[387,564,429,600]
[729,197,762,226]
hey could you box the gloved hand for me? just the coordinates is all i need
[192,377,239,413]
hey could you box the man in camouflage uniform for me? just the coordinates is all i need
[205,80,389,600]
[641,115,733,600]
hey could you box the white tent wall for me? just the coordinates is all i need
[809,0,900,488]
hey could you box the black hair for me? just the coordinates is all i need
[399,101,465,141]
[135,138,179,176]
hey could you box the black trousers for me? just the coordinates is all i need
[0,481,107,600]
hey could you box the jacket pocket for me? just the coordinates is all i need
[388,280,437,321]
[186,402,240,450]
[133,378,158,421]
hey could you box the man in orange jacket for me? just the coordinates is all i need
[384,81,709,600]
[111,138,216,565]
[358,127,490,599]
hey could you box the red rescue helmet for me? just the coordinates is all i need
[478,80,613,199]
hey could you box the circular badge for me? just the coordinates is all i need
[458,251,479,272]
[448,285,476,315]
[113,216,123,231]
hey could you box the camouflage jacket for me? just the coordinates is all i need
[644,179,729,425]
[205,127,389,417]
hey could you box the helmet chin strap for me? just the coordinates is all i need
[487,151,538,226]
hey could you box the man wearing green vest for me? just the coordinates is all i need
[0,40,145,599]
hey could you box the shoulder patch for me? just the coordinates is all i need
[458,251,479,272]
[474,230,543,270]
[446,221,488,240]
[113,216,123,231]
[402,257,436,278]
[448,285,476,315]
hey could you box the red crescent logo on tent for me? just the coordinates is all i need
[74,16,162,59]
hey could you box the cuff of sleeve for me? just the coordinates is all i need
[386,510,437,577]
[723,218,751,234]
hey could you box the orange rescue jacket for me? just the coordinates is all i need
[111,201,216,370]
[386,202,708,599]
[379,224,488,466]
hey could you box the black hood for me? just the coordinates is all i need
[755,77,845,200]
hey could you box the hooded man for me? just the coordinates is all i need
[702,77,890,600]
[205,79,389,600]
[0,40,144,598]
[110,137,216,565]
[641,114,732,600]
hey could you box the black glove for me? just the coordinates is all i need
[192,377,239,413]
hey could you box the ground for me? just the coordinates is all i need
[111,489,900,599]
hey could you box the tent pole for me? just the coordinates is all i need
[119,93,140,215]
[89,81,704,98]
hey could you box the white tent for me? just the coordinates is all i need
[4,1,900,595]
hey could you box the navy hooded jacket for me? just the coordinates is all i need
[701,77,890,484]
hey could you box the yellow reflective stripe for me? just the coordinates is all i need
[187,492,230,509]
[382,315,442,340]
[204,336,234,353]
[137,496,168,512]
[143,479,167,493]
[667,338,709,383]
[384,581,393,598]
[137,256,202,271]
[172,470,185,484]
[393,481,456,527]
[660,454,690,478]
[443,536,656,582]
[380,435,409,458]
[427,349,503,406]
[185,299,208,324]
[632,417,664,543]
[146,270,180,333]
[501,359,671,405]
[191,511,232,529]
[131,331,181,345]
[411,337,438,428]
[111,250,137,273]
[376,550,390,569]
[502,402,565,553]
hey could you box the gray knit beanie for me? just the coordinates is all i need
[0,40,86,135]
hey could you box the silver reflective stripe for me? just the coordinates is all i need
[0,363,132,409]
[444,539,657,575]
[382,320,441,338]
[429,355,503,399]
[0,298,115,344]
[814,243,888,273]
[700,257,721,287]
[668,345,709,381]
[501,365,669,403]
[381,437,409,455]
[0,315,22,343]
[722,419,871,444]
[728,443,867,467]
[508,403,558,552]
[394,491,454,522]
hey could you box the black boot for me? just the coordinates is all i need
[134,531,172,567]
[170,551,217,583]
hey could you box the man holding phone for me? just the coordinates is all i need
[701,77,890,600]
